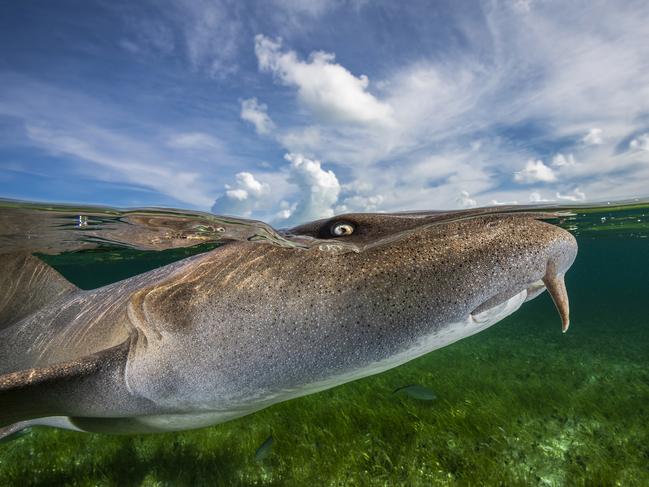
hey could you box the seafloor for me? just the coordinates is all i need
[0,230,648,486]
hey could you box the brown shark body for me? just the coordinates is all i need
[0,211,577,437]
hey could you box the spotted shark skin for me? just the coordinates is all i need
[0,212,577,436]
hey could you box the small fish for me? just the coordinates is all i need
[255,435,274,462]
[393,384,437,401]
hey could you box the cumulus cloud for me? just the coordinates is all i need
[211,171,271,218]
[630,133,649,152]
[556,187,586,202]
[583,128,604,145]
[283,152,341,222]
[331,180,384,213]
[275,200,298,220]
[243,2,649,213]
[254,35,393,126]
[514,159,557,184]
[529,191,553,203]
[457,190,477,208]
[240,98,275,135]
[211,152,340,224]
[10,1,649,217]
[335,194,384,214]
[221,2,649,216]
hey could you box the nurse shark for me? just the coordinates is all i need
[0,211,577,438]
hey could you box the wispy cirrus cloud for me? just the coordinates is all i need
[26,124,216,207]
[0,75,242,208]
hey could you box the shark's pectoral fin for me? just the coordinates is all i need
[0,339,154,438]
[0,252,78,329]
[0,421,32,442]
[0,417,83,442]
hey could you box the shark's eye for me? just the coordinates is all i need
[331,222,355,237]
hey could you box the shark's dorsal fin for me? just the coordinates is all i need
[0,253,78,329]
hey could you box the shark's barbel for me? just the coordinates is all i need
[0,211,577,438]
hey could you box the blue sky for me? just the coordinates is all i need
[1,0,648,224]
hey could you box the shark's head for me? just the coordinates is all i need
[125,210,578,415]
[288,211,577,338]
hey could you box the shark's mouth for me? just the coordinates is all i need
[470,273,571,333]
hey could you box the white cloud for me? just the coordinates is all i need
[163,0,242,78]
[513,0,534,12]
[457,190,477,208]
[166,132,223,150]
[283,153,341,222]
[551,153,575,167]
[254,35,393,126]
[630,133,649,152]
[211,152,341,224]
[0,75,252,209]
[335,194,384,214]
[229,172,269,198]
[491,199,519,206]
[514,159,557,184]
[270,0,334,18]
[556,187,586,202]
[582,128,604,145]
[216,2,649,218]
[211,172,271,218]
[9,1,649,218]
[247,1,649,213]
[240,98,275,135]
[117,1,245,77]
[279,126,323,153]
[276,200,298,220]
[529,191,554,203]
[27,125,215,207]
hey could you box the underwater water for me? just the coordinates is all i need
[0,199,648,486]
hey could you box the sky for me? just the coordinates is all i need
[1,0,649,225]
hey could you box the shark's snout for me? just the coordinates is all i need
[470,222,577,333]
[541,227,577,332]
